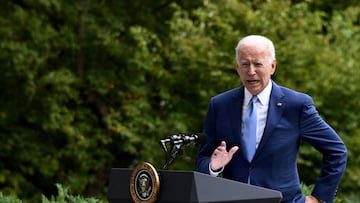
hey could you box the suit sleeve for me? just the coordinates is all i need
[300,96,347,203]
[196,98,217,174]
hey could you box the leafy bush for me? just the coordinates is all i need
[41,184,106,203]
[0,184,106,203]
[0,192,22,203]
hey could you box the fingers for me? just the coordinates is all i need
[211,141,239,170]
[213,141,238,156]
[213,141,225,156]
[305,195,321,203]
[229,146,239,155]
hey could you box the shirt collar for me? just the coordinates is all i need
[244,81,272,106]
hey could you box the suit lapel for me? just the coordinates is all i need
[229,87,247,157]
[254,82,286,160]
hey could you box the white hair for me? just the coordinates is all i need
[235,35,276,65]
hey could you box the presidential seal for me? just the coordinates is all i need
[130,162,160,203]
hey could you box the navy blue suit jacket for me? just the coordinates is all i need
[196,81,347,203]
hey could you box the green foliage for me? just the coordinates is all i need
[0,192,22,203]
[0,184,106,203]
[0,0,360,202]
[41,184,106,203]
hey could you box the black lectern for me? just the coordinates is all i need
[108,168,282,203]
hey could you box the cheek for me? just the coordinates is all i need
[236,69,246,79]
[236,67,242,75]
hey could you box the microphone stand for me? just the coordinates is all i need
[161,141,185,170]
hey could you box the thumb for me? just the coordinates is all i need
[229,146,239,155]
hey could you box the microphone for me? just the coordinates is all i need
[160,133,207,169]
[159,133,207,149]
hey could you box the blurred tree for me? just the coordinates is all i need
[0,0,359,202]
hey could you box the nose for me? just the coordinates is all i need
[248,65,256,75]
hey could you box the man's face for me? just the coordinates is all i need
[236,43,276,95]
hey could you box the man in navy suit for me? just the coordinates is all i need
[196,35,347,203]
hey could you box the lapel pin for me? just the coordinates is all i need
[277,102,282,107]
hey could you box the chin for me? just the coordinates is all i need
[248,88,262,95]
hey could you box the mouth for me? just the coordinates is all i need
[247,80,259,85]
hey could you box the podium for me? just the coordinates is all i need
[108,168,282,203]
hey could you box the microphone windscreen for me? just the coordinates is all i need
[196,133,207,144]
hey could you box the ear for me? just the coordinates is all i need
[236,64,241,76]
[270,59,276,75]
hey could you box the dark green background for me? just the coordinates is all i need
[0,0,359,202]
